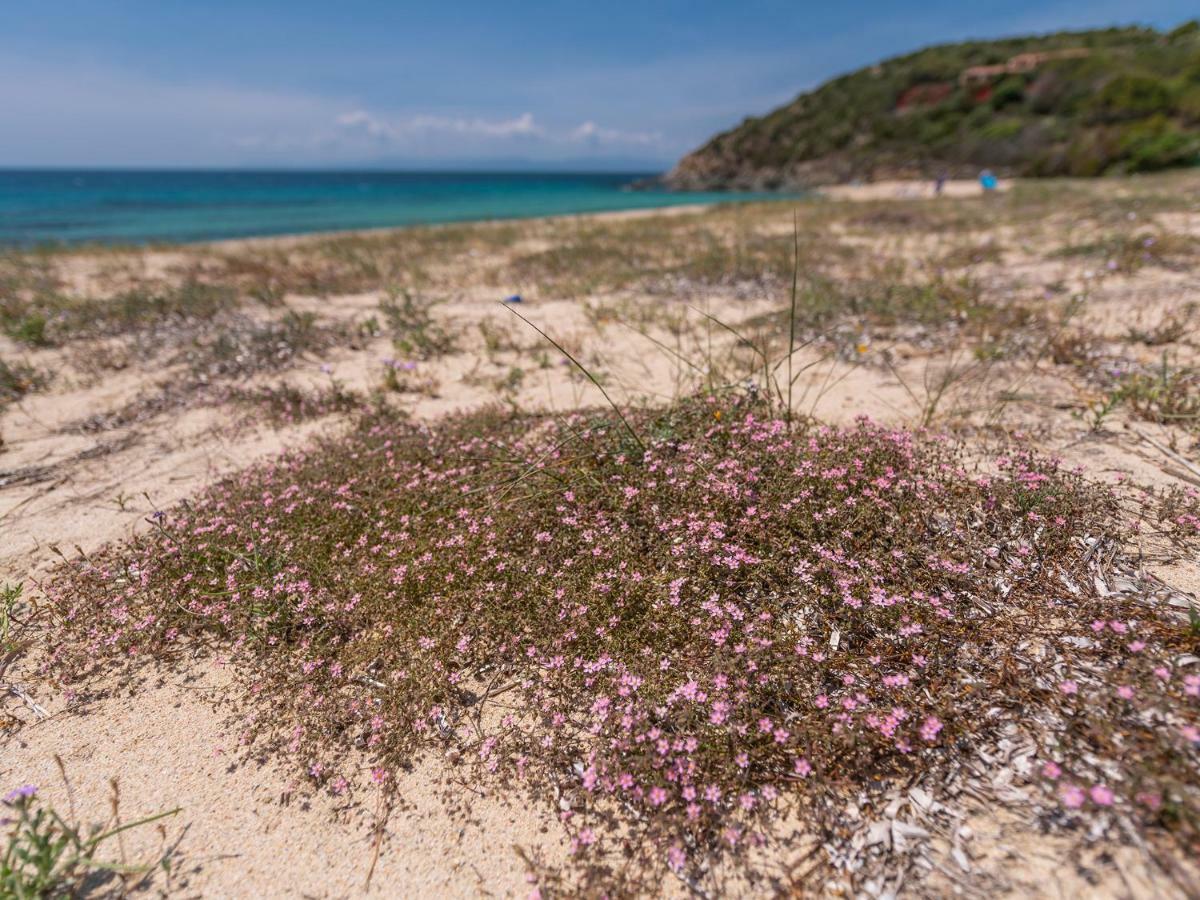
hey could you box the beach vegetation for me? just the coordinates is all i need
[0,281,237,348]
[1050,228,1197,273]
[42,393,1200,891]
[223,380,366,427]
[2,782,178,898]
[0,359,47,409]
[379,291,457,360]
[1109,355,1200,432]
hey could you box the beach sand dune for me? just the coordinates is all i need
[3,174,1198,896]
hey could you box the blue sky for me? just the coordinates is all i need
[2,0,1194,170]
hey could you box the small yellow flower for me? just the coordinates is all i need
[856,343,869,355]
[713,410,722,420]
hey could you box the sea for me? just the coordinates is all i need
[0,170,773,246]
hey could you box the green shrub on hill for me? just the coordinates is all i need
[667,22,1200,188]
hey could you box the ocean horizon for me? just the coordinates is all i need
[0,169,779,247]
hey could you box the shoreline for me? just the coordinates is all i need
[206,197,729,251]
[0,199,733,255]
[5,177,1011,255]
[226,178,1019,251]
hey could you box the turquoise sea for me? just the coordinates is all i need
[0,170,774,246]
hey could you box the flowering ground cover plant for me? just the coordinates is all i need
[44,394,1199,892]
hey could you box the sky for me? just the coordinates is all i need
[1,0,1195,171]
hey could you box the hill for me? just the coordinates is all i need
[665,22,1200,189]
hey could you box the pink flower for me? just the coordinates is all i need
[709,700,730,725]
[919,715,943,742]
[1058,680,1078,696]
[1041,761,1061,780]
[1060,784,1085,809]
[667,846,686,871]
[648,786,668,806]
[1135,791,1162,811]
[1089,785,1114,806]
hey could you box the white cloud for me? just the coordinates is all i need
[568,120,662,146]
[416,111,543,138]
[334,109,544,142]
[325,109,663,153]
[335,109,396,139]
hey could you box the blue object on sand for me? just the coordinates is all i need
[980,169,998,191]
[503,294,523,304]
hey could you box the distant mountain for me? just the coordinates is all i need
[665,22,1200,190]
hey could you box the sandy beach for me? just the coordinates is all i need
[818,178,1012,201]
[3,173,1199,897]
